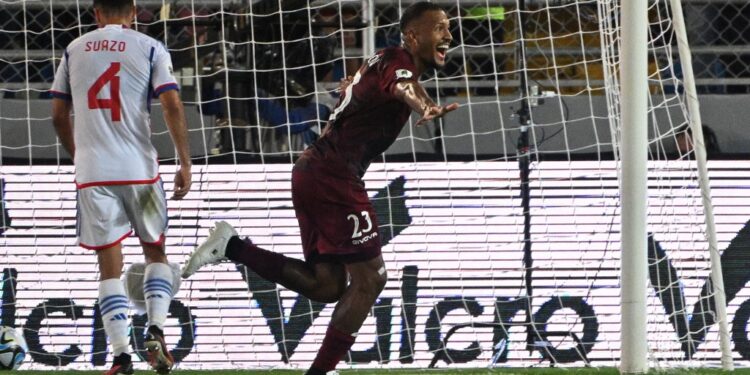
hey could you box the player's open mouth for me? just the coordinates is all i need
[436,43,449,61]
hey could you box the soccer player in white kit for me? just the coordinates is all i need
[50,1,191,374]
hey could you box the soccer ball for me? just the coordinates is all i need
[0,326,27,370]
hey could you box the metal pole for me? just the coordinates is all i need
[669,0,733,370]
[362,0,376,57]
[515,0,536,353]
[620,0,649,373]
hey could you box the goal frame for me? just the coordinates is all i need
[619,0,732,372]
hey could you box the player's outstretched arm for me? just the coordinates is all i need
[393,80,459,126]
[159,90,192,200]
[51,98,75,158]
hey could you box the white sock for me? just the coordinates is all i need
[144,262,173,330]
[99,278,130,356]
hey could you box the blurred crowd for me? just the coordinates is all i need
[0,1,746,155]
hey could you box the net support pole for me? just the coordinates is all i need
[619,0,648,373]
[362,0,375,57]
[669,0,734,370]
[514,0,537,354]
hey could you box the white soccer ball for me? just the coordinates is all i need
[0,326,27,370]
[124,263,182,313]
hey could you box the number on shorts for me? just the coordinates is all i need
[347,211,373,239]
[88,62,122,121]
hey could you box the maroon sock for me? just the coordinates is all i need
[226,236,286,283]
[309,325,356,373]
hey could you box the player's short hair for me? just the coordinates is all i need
[93,0,134,16]
[399,2,443,33]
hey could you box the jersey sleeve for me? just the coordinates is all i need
[150,43,179,97]
[50,49,72,100]
[378,49,418,99]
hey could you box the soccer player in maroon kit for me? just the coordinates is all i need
[181,3,457,374]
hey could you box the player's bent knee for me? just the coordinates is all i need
[314,290,343,304]
[352,267,387,296]
[311,263,347,302]
[312,281,346,303]
[305,275,346,303]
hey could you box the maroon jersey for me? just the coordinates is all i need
[301,47,418,179]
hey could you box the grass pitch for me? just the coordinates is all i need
[15,369,749,374]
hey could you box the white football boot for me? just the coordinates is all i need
[181,221,238,278]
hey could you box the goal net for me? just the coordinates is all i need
[0,0,741,371]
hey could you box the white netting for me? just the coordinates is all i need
[0,0,742,371]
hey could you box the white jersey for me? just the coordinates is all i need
[51,24,178,188]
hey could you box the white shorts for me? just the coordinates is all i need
[77,181,167,250]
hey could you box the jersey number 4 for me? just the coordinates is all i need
[88,62,122,121]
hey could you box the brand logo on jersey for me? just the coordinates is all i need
[352,231,378,245]
[396,69,413,80]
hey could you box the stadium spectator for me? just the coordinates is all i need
[675,124,722,158]
[316,1,362,81]
[50,0,192,374]
[457,5,505,96]
[683,2,726,94]
[167,5,214,71]
[181,3,457,374]
[723,3,750,94]
[256,84,338,152]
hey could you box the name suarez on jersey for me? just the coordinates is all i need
[84,40,126,52]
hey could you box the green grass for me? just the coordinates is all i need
[14,369,749,374]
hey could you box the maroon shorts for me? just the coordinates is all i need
[291,161,382,264]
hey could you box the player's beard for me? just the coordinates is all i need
[418,44,443,71]
[423,60,438,70]
[426,56,442,70]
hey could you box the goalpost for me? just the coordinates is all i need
[0,0,738,371]
[621,0,731,372]
[668,0,732,370]
[619,0,650,372]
